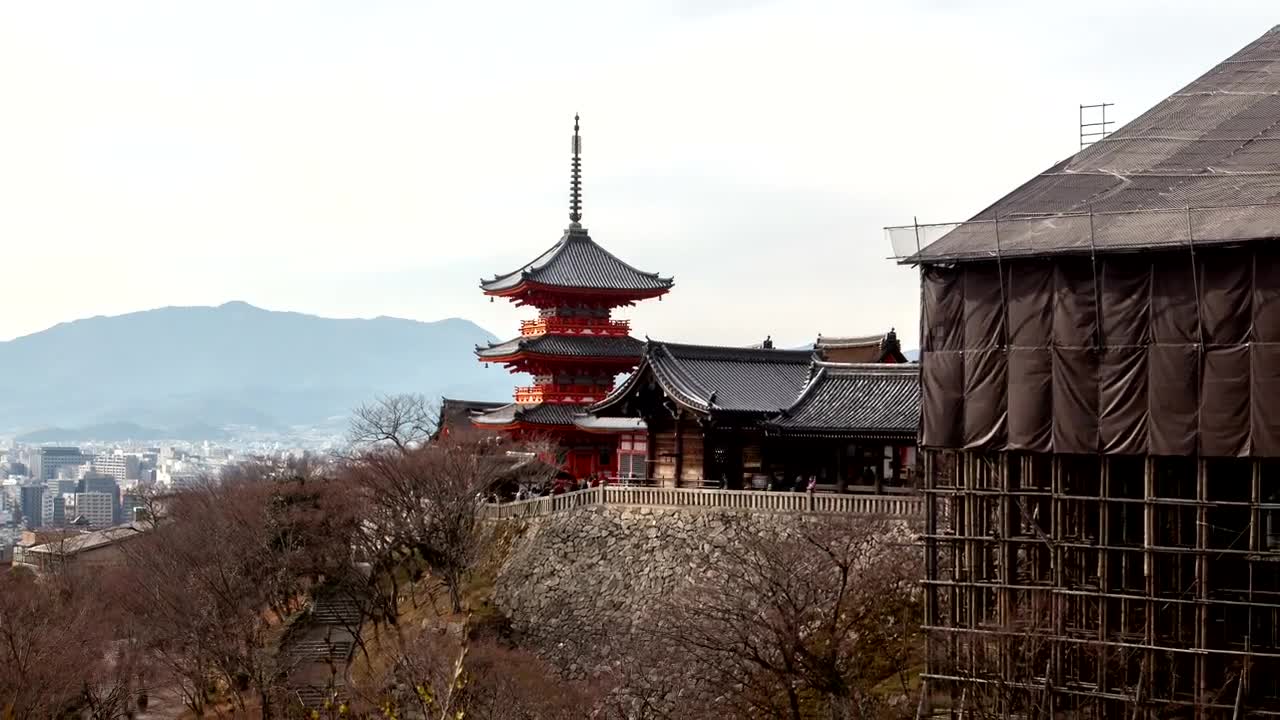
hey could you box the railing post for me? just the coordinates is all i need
[482,488,925,520]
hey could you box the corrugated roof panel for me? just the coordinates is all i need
[910,26,1280,263]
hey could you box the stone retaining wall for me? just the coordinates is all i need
[492,504,910,677]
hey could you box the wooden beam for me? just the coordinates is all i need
[674,411,684,488]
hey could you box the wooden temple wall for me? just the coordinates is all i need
[650,423,706,488]
[680,430,704,485]
[652,431,677,484]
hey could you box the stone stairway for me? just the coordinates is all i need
[311,593,363,626]
[286,637,355,663]
[280,587,368,709]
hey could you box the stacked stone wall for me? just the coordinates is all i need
[493,504,904,676]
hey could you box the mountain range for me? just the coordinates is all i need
[0,302,513,437]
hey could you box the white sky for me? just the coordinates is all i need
[1,1,1276,347]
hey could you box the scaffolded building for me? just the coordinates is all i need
[892,26,1280,718]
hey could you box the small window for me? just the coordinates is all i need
[618,454,647,480]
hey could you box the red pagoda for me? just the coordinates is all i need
[472,116,673,479]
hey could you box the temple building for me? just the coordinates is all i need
[434,398,505,440]
[459,117,918,484]
[590,341,813,486]
[764,361,918,492]
[589,340,919,489]
[471,116,673,478]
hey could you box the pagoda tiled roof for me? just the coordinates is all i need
[471,402,581,428]
[594,341,813,416]
[480,226,673,295]
[476,333,643,361]
[766,363,919,438]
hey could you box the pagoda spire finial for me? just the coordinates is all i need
[569,113,583,227]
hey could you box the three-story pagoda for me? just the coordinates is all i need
[473,116,673,478]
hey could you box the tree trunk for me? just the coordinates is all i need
[447,574,463,614]
[787,686,803,720]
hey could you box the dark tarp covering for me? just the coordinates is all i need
[920,244,1280,457]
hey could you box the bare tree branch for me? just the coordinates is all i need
[348,394,439,452]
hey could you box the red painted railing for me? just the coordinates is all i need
[514,384,612,404]
[520,317,631,337]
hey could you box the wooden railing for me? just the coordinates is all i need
[520,317,631,337]
[481,486,924,521]
[513,384,611,404]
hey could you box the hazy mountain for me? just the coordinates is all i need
[16,421,195,443]
[14,421,239,443]
[0,302,512,434]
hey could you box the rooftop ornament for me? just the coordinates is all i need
[569,113,583,228]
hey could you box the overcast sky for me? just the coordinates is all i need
[2,1,1276,347]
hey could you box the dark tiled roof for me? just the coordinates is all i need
[814,334,882,350]
[594,341,813,415]
[476,334,644,361]
[471,403,581,428]
[911,26,1280,263]
[435,397,507,438]
[440,397,506,415]
[767,363,919,438]
[481,226,673,294]
[814,329,907,364]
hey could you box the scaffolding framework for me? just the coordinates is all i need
[923,451,1280,718]
[1080,103,1116,150]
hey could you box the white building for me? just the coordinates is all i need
[70,492,115,528]
[90,453,139,484]
[40,493,67,527]
[155,467,201,488]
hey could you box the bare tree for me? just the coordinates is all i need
[348,393,438,451]
[116,459,359,718]
[935,593,1055,720]
[650,516,923,720]
[0,567,143,719]
[344,433,556,615]
[936,594,1149,720]
[344,621,599,720]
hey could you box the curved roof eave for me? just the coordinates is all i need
[590,356,653,414]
